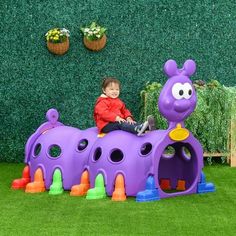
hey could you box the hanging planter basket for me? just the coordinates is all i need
[83,34,107,51]
[81,22,107,52]
[47,38,70,55]
[45,28,70,55]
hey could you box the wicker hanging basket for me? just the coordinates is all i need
[47,38,70,55]
[83,34,107,51]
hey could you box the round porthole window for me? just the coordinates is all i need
[140,143,152,156]
[110,149,124,163]
[162,145,175,159]
[34,143,41,157]
[182,146,191,160]
[93,147,102,161]
[48,145,61,158]
[77,139,88,151]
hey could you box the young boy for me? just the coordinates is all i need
[93,77,155,136]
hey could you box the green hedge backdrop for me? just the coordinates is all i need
[140,80,236,155]
[1,1,236,162]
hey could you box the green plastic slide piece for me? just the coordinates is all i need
[49,169,64,195]
[86,173,106,199]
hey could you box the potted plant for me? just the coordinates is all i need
[45,28,70,55]
[81,22,107,51]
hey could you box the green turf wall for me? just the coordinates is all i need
[1,1,235,162]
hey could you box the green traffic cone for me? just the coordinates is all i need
[49,169,64,195]
[86,173,106,199]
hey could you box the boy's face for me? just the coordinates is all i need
[103,82,120,98]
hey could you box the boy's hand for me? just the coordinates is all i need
[115,116,126,123]
[126,117,136,125]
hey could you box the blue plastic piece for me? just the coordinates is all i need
[200,171,206,183]
[197,171,215,194]
[136,176,160,202]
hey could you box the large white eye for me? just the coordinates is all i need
[172,83,184,100]
[183,83,193,99]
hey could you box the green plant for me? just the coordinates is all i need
[45,28,70,43]
[81,22,107,41]
[140,80,236,154]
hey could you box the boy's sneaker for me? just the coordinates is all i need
[147,115,156,131]
[136,121,149,136]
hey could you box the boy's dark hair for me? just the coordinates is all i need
[102,77,121,90]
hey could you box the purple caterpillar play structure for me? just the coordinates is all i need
[12,59,215,202]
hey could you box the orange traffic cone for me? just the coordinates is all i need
[70,170,90,196]
[25,168,45,193]
[176,180,186,191]
[160,179,171,190]
[112,174,126,201]
[11,165,31,189]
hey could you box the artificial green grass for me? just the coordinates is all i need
[0,163,236,235]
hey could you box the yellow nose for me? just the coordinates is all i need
[169,123,190,141]
[97,133,106,138]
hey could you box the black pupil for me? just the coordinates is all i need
[188,89,192,95]
[179,90,184,96]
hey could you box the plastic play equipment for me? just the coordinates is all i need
[12,59,215,201]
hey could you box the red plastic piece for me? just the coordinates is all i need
[112,174,126,201]
[70,170,90,196]
[160,178,171,190]
[176,180,186,191]
[11,166,31,189]
[25,168,45,193]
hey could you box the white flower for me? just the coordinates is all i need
[96,34,101,38]
[84,28,90,32]
[61,28,67,33]
[60,28,70,37]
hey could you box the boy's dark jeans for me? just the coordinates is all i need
[101,122,141,134]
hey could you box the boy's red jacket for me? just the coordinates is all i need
[94,95,132,132]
